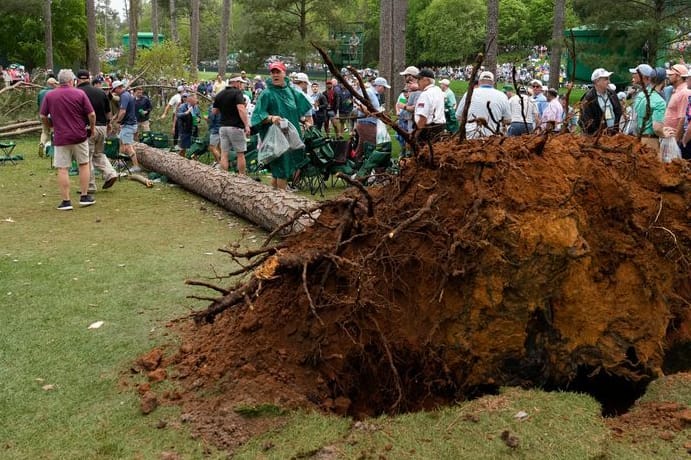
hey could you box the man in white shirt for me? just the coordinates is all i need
[456,71,510,138]
[507,86,539,136]
[414,68,446,142]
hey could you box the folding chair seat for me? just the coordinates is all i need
[0,141,23,165]
[104,136,131,175]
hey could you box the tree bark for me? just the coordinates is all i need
[549,0,566,90]
[379,0,393,107]
[152,0,159,45]
[44,0,54,72]
[86,0,100,74]
[134,143,319,233]
[218,0,231,77]
[485,0,498,79]
[391,1,407,106]
[128,0,139,68]
[169,0,178,42]
[190,0,200,79]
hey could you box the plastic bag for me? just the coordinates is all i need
[376,119,391,145]
[660,137,681,163]
[258,124,290,165]
[281,120,305,150]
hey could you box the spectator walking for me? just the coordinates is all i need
[39,69,96,210]
[134,87,153,140]
[111,81,142,172]
[456,71,510,138]
[663,64,689,152]
[323,79,341,137]
[250,61,312,190]
[175,93,201,159]
[578,68,622,135]
[37,76,59,157]
[529,79,548,119]
[632,64,666,155]
[507,87,539,136]
[354,77,387,159]
[310,82,328,133]
[540,88,564,132]
[205,102,222,166]
[213,75,251,173]
[75,69,118,193]
[414,68,446,143]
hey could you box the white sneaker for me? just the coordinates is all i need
[130,166,142,173]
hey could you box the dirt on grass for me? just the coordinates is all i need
[134,133,690,452]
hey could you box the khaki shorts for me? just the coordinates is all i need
[220,126,247,153]
[53,141,89,168]
[137,120,151,132]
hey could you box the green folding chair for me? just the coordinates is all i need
[0,141,23,165]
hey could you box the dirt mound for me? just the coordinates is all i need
[147,134,689,443]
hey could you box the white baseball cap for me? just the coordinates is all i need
[373,77,390,88]
[294,72,310,84]
[399,66,420,77]
[591,68,613,81]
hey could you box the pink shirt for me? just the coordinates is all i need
[40,85,94,146]
[664,86,690,129]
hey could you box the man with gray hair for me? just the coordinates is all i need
[39,69,96,210]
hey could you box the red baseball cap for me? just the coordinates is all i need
[268,61,287,72]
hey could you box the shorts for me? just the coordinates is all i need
[220,126,247,153]
[119,124,137,144]
[53,140,89,168]
[209,133,220,147]
[137,120,150,132]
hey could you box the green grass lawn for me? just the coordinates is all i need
[0,136,688,459]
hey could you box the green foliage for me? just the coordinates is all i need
[236,0,340,69]
[135,41,190,82]
[571,0,691,64]
[0,0,86,69]
[415,0,487,64]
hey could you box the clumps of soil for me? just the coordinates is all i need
[140,133,690,447]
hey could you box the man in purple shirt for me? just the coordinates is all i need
[40,69,97,210]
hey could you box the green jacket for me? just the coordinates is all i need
[251,78,312,140]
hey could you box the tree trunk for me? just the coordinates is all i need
[169,0,178,42]
[218,0,231,77]
[391,1,407,108]
[134,143,318,233]
[44,0,54,72]
[152,0,159,45]
[485,0,499,81]
[86,0,100,74]
[128,0,139,68]
[190,0,200,79]
[549,0,566,90]
[379,0,393,108]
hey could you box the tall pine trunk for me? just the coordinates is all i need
[379,0,393,106]
[218,0,231,77]
[152,0,159,44]
[169,0,178,42]
[128,0,139,68]
[549,0,566,90]
[86,0,100,74]
[379,0,407,108]
[190,0,200,79]
[44,0,54,72]
[485,0,499,81]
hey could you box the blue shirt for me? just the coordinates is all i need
[357,86,381,125]
[119,90,137,125]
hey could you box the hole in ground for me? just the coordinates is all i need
[566,365,650,417]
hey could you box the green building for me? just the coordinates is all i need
[122,33,164,50]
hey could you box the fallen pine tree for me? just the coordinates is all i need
[134,133,690,449]
[134,142,319,234]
